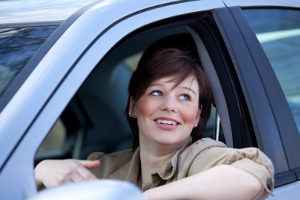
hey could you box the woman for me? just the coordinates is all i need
[35,35,274,200]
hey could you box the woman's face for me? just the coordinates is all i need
[130,75,200,148]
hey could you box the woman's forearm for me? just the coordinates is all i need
[143,165,262,200]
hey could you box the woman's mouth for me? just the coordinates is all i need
[156,119,178,125]
[155,118,180,130]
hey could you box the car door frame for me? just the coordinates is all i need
[1,0,296,198]
[0,0,228,199]
[0,0,225,169]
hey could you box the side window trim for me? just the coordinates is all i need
[192,11,258,149]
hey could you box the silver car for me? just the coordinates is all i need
[0,0,300,199]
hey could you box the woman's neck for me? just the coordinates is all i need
[138,138,184,185]
[140,145,175,168]
[139,146,175,185]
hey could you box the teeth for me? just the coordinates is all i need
[157,119,177,125]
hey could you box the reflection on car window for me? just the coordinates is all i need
[243,9,300,134]
[0,25,57,96]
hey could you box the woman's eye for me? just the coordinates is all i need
[179,94,191,101]
[151,90,162,96]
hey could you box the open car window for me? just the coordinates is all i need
[35,23,226,163]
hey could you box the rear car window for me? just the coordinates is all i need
[243,8,300,134]
[0,25,57,96]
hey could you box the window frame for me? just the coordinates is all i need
[0,1,228,198]
[190,16,257,149]
[0,3,294,198]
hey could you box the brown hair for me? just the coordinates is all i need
[125,34,212,151]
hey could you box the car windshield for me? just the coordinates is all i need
[0,0,98,100]
[0,25,58,96]
[0,0,97,24]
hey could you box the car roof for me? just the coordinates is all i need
[0,0,100,25]
[1,0,299,25]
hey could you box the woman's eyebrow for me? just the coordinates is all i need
[148,83,163,87]
[149,83,196,95]
[180,86,196,95]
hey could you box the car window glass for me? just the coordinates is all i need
[0,25,57,96]
[243,9,300,134]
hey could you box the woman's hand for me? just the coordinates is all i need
[34,159,100,189]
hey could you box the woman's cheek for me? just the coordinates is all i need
[181,104,199,122]
[136,96,157,117]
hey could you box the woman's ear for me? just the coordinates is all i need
[129,97,137,118]
[194,108,201,128]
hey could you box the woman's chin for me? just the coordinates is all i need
[153,135,188,147]
[156,122,178,131]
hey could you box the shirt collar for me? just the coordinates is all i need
[155,137,192,180]
[126,137,193,191]
[126,147,141,184]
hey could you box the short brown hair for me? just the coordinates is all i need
[125,34,212,151]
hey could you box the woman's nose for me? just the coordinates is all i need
[160,96,178,112]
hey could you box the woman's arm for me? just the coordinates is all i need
[143,165,262,200]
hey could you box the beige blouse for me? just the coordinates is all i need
[88,137,274,200]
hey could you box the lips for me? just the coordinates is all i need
[154,117,180,130]
[156,119,178,125]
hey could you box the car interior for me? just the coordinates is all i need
[34,21,229,164]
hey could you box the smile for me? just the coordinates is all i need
[154,117,180,130]
[157,119,178,125]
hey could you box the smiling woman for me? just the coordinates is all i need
[125,38,213,151]
[34,34,274,200]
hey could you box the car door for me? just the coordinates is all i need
[1,0,295,199]
[0,0,230,199]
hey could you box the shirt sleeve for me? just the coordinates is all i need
[188,147,274,200]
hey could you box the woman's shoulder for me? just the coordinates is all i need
[190,138,269,160]
[178,137,226,164]
[184,138,273,172]
[197,142,270,163]
[188,139,274,178]
[188,137,227,151]
[191,139,271,164]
